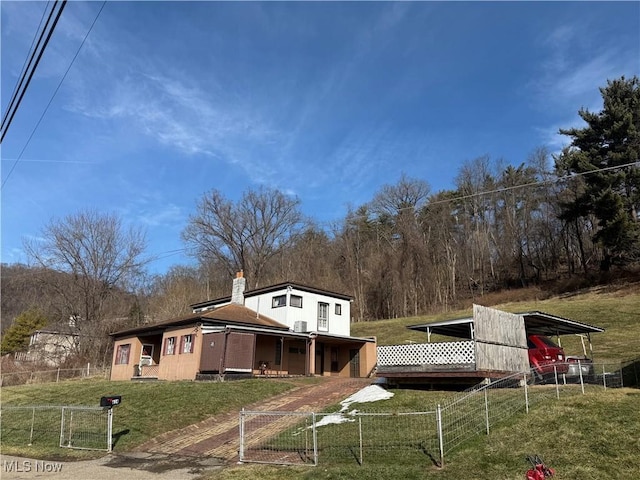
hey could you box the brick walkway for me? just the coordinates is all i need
[136,377,372,462]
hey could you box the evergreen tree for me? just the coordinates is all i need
[556,76,640,269]
[0,308,48,355]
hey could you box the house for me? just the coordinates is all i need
[110,273,377,381]
[15,329,79,367]
[376,304,604,386]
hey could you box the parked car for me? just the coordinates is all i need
[565,355,594,380]
[527,334,569,379]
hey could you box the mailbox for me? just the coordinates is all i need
[100,395,122,408]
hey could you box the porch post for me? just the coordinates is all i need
[307,336,316,376]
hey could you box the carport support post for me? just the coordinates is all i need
[554,366,559,400]
[578,360,585,395]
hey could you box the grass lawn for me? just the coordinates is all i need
[0,377,310,459]
[1,285,638,476]
[213,388,640,480]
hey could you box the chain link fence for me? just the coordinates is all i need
[0,405,113,452]
[240,361,634,468]
[0,365,110,387]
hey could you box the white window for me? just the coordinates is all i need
[181,334,193,354]
[335,304,342,315]
[272,295,286,308]
[164,337,176,355]
[318,302,329,331]
[116,344,130,365]
[290,295,303,308]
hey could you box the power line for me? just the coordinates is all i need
[3,2,50,122]
[1,1,107,189]
[334,160,640,226]
[0,0,67,144]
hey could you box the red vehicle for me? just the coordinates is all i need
[527,334,568,378]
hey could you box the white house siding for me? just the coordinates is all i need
[243,287,351,336]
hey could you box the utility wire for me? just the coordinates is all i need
[0,0,67,144]
[1,1,107,189]
[2,2,50,126]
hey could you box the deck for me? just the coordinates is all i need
[376,341,514,385]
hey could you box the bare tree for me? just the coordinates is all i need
[147,265,209,319]
[182,187,306,288]
[23,210,148,364]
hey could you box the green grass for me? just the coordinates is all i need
[214,388,640,480]
[1,286,639,476]
[0,377,308,458]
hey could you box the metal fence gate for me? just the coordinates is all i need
[239,409,439,467]
[60,406,112,451]
[239,410,318,465]
[0,405,112,452]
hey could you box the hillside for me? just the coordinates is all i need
[351,283,640,362]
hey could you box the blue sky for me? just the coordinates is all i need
[2,1,639,275]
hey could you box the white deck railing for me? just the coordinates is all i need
[377,341,475,367]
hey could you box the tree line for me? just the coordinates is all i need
[2,76,638,365]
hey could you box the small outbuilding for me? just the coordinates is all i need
[376,304,604,386]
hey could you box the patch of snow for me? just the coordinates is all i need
[310,385,394,429]
[314,413,354,428]
[339,385,394,412]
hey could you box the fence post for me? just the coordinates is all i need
[87,363,90,377]
[554,365,559,399]
[484,388,490,435]
[59,407,66,448]
[56,368,60,383]
[107,408,113,452]
[602,365,607,391]
[238,408,245,463]
[358,415,364,466]
[578,360,585,394]
[28,407,36,446]
[436,404,444,468]
[524,374,529,413]
[312,412,318,466]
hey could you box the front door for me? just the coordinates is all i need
[331,347,339,373]
[349,349,360,378]
[141,344,154,365]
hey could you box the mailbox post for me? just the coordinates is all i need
[99,395,121,452]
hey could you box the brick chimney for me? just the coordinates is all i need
[231,270,246,305]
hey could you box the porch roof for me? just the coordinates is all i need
[407,310,604,339]
[110,303,288,337]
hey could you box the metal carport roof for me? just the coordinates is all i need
[407,310,604,340]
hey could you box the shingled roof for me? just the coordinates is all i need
[110,303,288,337]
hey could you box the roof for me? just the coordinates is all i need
[110,303,289,338]
[191,281,353,310]
[407,310,604,339]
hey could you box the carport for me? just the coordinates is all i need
[377,305,605,386]
[408,310,605,354]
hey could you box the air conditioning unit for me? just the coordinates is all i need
[293,321,307,333]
